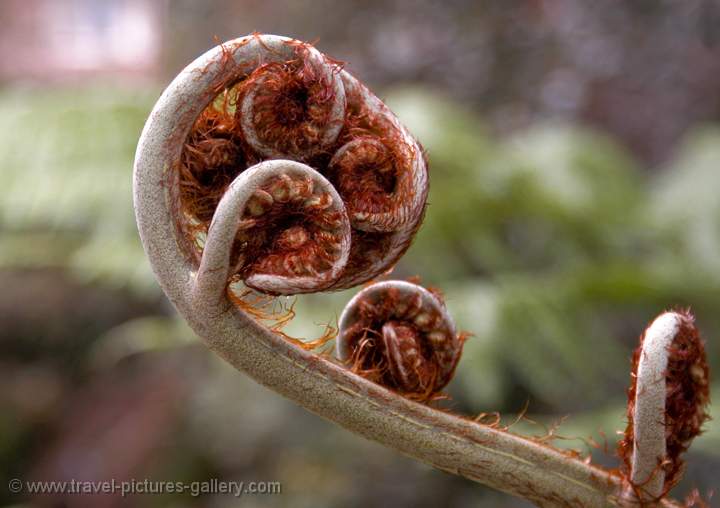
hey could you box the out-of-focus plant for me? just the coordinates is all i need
[649,127,720,283]
[0,87,158,293]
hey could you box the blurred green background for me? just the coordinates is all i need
[1,1,719,507]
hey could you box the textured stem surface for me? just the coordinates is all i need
[134,34,684,508]
[630,313,678,498]
[621,310,710,504]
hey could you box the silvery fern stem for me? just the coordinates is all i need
[631,313,681,498]
[133,34,698,507]
[619,311,710,504]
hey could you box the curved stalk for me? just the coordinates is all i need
[621,311,710,504]
[192,159,351,299]
[328,73,428,289]
[133,34,685,507]
[337,280,462,397]
[629,313,679,499]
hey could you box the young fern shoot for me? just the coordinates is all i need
[337,280,464,401]
[134,33,711,507]
[619,311,710,504]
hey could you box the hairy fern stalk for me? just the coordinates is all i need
[134,34,710,507]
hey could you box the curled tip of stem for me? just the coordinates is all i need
[172,34,428,295]
[620,310,711,502]
[329,136,417,233]
[137,33,695,506]
[192,159,351,302]
[336,280,463,400]
[239,43,346,160]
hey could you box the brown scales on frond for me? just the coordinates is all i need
[332,230,393,285]
[348,330,389,384]
[227,286,296,324]
[662,310,710,489]
[332,137,397,211]
[340,285,462,402]
[226,175,346,288]
[176,103,252,262]
[172,36,431,373]
[469,406,603,467]
[275,322,337,353]
[619,309,711,495]
[227,286,336,352]
[322,77,426,287]
[174,43,257,263]
[175,37,427,294]
[329,78,418,222]
[237,44,343,160]
[175,40,340,268]
[473,411,503,428]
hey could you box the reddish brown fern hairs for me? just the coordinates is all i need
[172,34,458,397]
[173,34,428,296]
[136,34,712,506]
[619,310,711,504]
[336,280,466,401]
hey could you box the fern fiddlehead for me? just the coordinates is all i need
[134,34,709,507]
